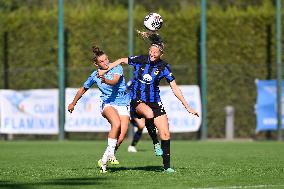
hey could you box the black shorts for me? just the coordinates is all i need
[130,99,166,119]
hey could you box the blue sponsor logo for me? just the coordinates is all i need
[4,93,31,113]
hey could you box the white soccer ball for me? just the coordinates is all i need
[143,13,163,31]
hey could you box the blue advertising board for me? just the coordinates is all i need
[256,80,284,132]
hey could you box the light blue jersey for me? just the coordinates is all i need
[83,64,130,106]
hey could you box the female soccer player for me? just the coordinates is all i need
[67,45,130,173]
[98,42,199,173]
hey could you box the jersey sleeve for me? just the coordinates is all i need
[128,55,144,66]
[111,65,123,76]
[83,71,97,89]
[164,64,175,83]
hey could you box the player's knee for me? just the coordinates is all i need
[112,122,121,131]
[160,131,170,140]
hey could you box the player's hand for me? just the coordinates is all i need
[68,103,75,113]
[97,69,107,77]
[100,76,106,83]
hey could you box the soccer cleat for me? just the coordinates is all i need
[98,159,107,173]
[128,145,137,153]
[108,155,119,165]
[154,143,163,156]
[164,168,176,173]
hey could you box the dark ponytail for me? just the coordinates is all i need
[92,44,105,63]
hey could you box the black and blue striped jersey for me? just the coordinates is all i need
[128,55,175,102]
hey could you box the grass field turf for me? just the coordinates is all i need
[0,141,284,189]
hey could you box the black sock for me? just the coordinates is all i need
[131,130,142,146]
[161,139,170,170]
[145,118,159,145]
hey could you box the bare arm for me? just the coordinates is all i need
[101,74,121,86]
[67,87,88,113]
[169,80,199,117]
[98,58,128,76]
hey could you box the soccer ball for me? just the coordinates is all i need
[143,13,163,31]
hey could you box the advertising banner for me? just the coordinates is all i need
[256,80,284,132]
[0,89,58,134]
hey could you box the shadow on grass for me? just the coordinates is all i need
[0,166,164,188]
[0,177,107,189]
[109,165,163,173]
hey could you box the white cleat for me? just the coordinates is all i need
[128,145,137,153]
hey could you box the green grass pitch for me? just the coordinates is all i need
[0,140,284,189]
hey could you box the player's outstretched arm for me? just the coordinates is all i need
[98,58,128,76]
[68,87,88,113]
[169,80,199,117]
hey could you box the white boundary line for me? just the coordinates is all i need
[190,184,284,189]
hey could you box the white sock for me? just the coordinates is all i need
[101,138,117,164]
[107,138,117,156]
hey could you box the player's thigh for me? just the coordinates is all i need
[102,106,121,129]
[135,103,154,118]
[154,114,170,140]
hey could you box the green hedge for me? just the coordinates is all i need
[0,2,283,137]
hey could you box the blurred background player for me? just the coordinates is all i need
[68,44,130,173]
